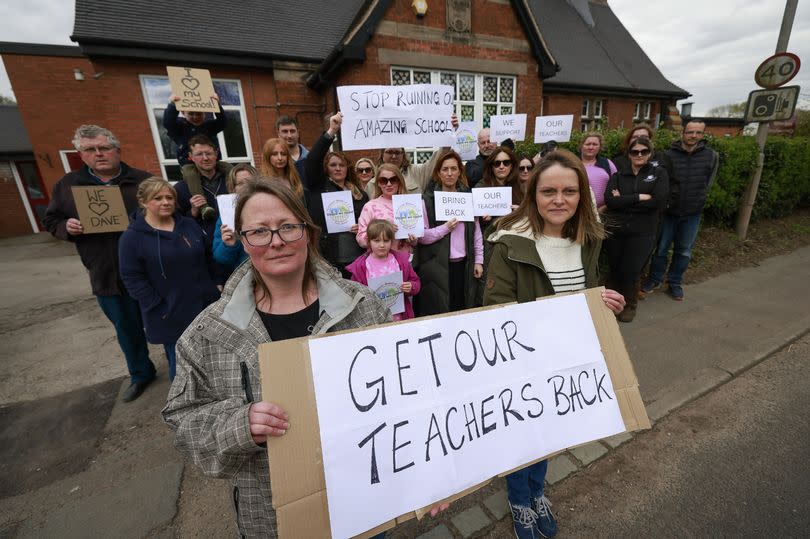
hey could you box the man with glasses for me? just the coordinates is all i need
[43,125,157,402]
[176,134,232,230]
[643,119,718,301]
[464,128,497,187]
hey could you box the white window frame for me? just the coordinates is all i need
[634,102,641,121]
[644,102,652,120]
[138,74,254,179]
[593,99,603,119]
[580,122,590,132]
[581,99,590,118]
[59,150,79,173]
[390,67,517,163]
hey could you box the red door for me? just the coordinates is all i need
[14,161,49,230]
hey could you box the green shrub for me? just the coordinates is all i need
[514,128,810,227]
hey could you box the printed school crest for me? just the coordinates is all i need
[396,203,421,230]
[326,199,353,225]
[374,280,401,309]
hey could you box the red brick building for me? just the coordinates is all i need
[0,0,688,236]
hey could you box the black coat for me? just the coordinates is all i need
[43,163,150,296]
[665,141,719,216]
[414,182,479,315]
[305,133,368,268]
[604,161,669,236]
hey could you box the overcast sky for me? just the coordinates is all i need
[1,0,808,114]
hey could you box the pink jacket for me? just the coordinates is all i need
[357,196,450,254]
[346,249,421,320]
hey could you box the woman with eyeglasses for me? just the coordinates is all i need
[603,137,668,322]
[163,179,448,537]
[304,113,369,277]
[579,133,617,214]
[516,154,535,195]
[259,137,308,203]
[119,177,220,381]
[354,157,376,190]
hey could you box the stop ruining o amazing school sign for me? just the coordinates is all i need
[337,84,456,151]
[261,291,650,539]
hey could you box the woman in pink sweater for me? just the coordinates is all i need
[356,164,453,256]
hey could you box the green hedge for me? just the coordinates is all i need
[514,130,810,227]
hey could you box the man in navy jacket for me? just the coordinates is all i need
[43,125,157,402]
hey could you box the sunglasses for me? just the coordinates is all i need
[356,167,373,174]
[378,176,399,185]
[629,149,651,157]
[518,165,533,172]
[493,159,512,168]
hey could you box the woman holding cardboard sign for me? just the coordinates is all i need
[304,112,369,278]
[163,180,448,537]
[416,149,484,315]
[484,149,624,539]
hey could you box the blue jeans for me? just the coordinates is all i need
[164,342,177,381]
[506,459,548,506]
[648,213,702,287]
[96,294,156,383]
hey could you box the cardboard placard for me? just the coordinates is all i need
[490,113,527,143]
[452,121,479,161]
[472,186,512,216]
[434,191,474,222]
[216,193,238,230]
[337,84,456,151]
[367,270,405,315]
[166,66,218,113]
[391,194,425,239]
[260,288,651,539]
[71,186,129,233]
[321,191,357,234]
[534,114,574,143]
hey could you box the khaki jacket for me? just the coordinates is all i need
[162,261,390,538]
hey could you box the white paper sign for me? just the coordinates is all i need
[472,187,512,216]
[490,113,527,143]
[453,121,479,161]
[534,114,574,143]
[392,194,425,239]
[434,191,474,222]
[367,270,405,315]
[337,84,456,151]
[215,194,237,230]
[320,191,356,234]
[309,293,626,539]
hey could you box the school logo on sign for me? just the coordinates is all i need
[396,203,421,230]
[374,281,401,309]
[455,129,476,155]
[327,200,353,224]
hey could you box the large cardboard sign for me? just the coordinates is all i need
[337,84,456,151]
[260,288,651,539]
[166,66,218,113]
[71,186,129,233]
[534,114,574,143]
[490,113,527,143]
[434,191,474,222]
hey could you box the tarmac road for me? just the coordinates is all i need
[485,332,810,537]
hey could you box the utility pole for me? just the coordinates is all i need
[735,0,798,239]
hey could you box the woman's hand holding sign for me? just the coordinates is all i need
[248,401,290,443]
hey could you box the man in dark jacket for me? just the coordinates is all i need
[643,120,719,300]
[464,128,496,187]
[43,125,156,402]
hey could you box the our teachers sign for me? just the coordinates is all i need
[261,289,650,539]
[337,84,456,150]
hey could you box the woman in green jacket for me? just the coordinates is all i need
[483,149,625,539]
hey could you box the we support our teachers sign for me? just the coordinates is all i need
[337,84,456,150]
[261,289,650,539]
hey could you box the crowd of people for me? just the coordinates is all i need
[42,99,717,538]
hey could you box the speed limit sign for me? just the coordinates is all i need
[755,52,800,89]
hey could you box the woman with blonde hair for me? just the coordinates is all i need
[259,137,308,202]
[119,177,219,381]
[484,149,624,539]
[354,157,376,190]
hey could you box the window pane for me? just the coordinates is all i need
[392,69,411,85]
[459,74,475,101]
[500,105,513,115]
[483,76,497,102]
[17,162,45,199]
[581,99,589,117]
[415,150,434,164]
[460,104,474,121]
[483,104,496,128]
[152,109,179,160]
[413,71,431,84]
[499,77,513,102]
[212,81,241,106]
[440,72,456,99]
[165,165,183,183]
[222,110,247,158]
[144,77,171,104]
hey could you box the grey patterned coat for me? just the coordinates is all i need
[162,261,391,538]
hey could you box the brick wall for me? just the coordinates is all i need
[0,161,34,237]
[544,93,671,131]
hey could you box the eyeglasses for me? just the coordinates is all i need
[493,159,512,168]
[356,167,374,174]
[518,165,533,172]
[378,176,399,185]
[192,151,216,158]
[239,223,306,246]
[384,149,403,156]
[80,145,116,153]
[629,149,651,157]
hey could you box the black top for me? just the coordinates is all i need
[258,300,320,342]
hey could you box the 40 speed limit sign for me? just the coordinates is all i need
[755,52,800,89]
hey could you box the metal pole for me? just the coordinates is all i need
[735,0,798,239]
